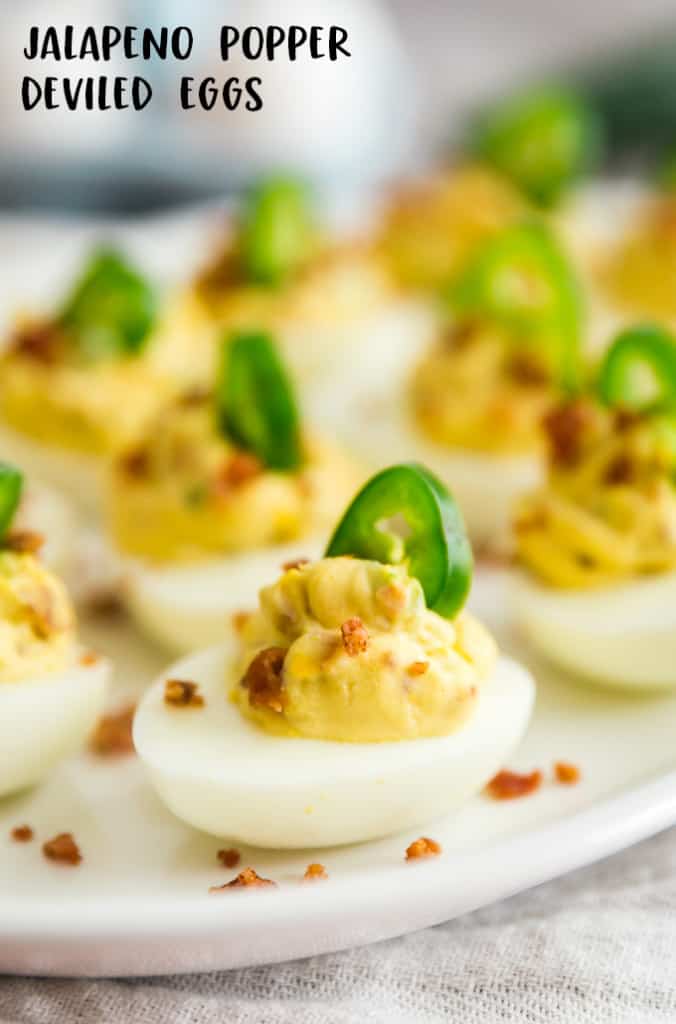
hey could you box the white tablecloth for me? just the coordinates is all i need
[2,826,675,1023]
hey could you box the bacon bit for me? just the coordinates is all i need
[444,319,479,351]
[90,704,136,757]
[232,610,252,634]
[407,661,429,677]
[377,583,407,619]
[282,557,310,572]
[11,825,33,843]
[4,530,44,555]
[217,848,241,869]
[486,769,543,801]
[341,617,369,656]
[12,322,61,364]
[86,592,125,618]
[604,454,634,486]
[303,863,328,881]
[543,400,594,468]
[164,679,205,708]
[554,761,581,785]
[218,452,263,492]
[241,647,287,713]
[120,446,150,480]
[614,408,642,433]
[209,867,276,892]
[79,651,100,667]
[507,351,550,387]
[43,833,82,866]
[405,837,442,861]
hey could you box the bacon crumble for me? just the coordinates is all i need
[486,769,543,800]
[554,761,581,785]
[604,454,634,486]
[303,863,328,881]
[43,832,82,866]
[341,617,369,656]
[79,651,100,667]
[4,530,45,555]
[217,848,241,869]
[209,867,276,892]
[219,452,263,491]
[543,400,594,468]
[11,825,33,843]
[241,647,287,713]
[405,837,442,861]
[164,679,205,708]
[90,704,136,757]
[120,446,151,480]
[282,557,310,572]
[12,322,61,364]
[407,660,429,677]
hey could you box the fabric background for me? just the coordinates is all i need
[2,826,675,1023]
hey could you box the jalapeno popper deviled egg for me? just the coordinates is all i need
[0,463,109,797]
[0,248,173,509]
[110,330,362,654]
[513,324,676,690]
[349,221,583,553]
[183,175,426,406]
[134,463,535,848]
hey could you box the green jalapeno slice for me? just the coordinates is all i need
[239,176,316,287]
[471,87,603,206]
[0,464,23,541]
[326,463,473,619]
[58,247,156,361]
[217,330,303,471]
[448,221,583,392]
[598,324,676,413]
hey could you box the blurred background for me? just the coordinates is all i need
[3,0,676,216]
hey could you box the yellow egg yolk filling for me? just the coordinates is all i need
[515,400,676,588]
[233,557,497,742]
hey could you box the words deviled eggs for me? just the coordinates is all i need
[110,330,362,654]
[134,464,535,848]
[513,325,676,690]
[0,465,109,797]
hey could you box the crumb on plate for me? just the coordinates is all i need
[217,848,241,869]
[486,769,543,800]
[405,837,442,860]
[303,863,328,881]
[209,867,276,892]
[42,832,82,866]
[554,761,581,785]
[90,704,136,757]
[11,825,33,843]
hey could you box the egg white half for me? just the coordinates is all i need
[513,570,676,691]
[339,391,542,555]
[124,538,325,655]
[134,638,535,849]
[0,423,103,516]
[0,654,110,798]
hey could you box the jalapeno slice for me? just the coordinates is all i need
[217,330,303,471]
[0,463,23,541]
[598,324,676,412]
[448,221,582,392]
[239,176,316,287]
[471,88,603,206]
[326,463,473,619]
[58,247,156,361]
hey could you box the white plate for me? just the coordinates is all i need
[1,568,676,978]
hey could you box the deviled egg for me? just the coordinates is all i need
[0,247,175,510]
[0,463,109,797]
[181,175,428,407]
[134,463,535,848]
[110,330,362,654]
[346,221,583,553]
[513,323,676,690]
